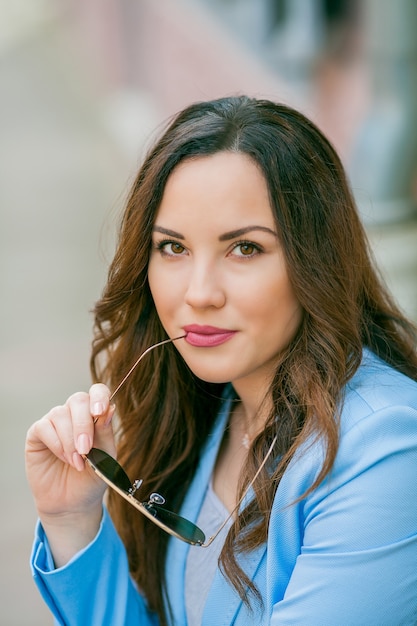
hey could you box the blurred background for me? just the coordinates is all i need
[1,1,416,623]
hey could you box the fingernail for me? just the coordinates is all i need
[72,452,85,471]
[92,402,105,417]
[76,433,91,455]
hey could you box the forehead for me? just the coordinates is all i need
[156,152,274,227]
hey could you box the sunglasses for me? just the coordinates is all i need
[84,336,276,547]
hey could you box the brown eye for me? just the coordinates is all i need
[170,243,185,254]
[155,239,187,256]
[158,241,186,256]
[239,243,255,255]
[232,241,261,257]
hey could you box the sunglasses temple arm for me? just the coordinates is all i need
[201,435,278,548]
[109,335,186,402]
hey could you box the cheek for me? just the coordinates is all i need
[255,276,301,332]
[148,263,177,322]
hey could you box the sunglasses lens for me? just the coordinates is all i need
[87,448,132,492]
[145,503,205,545]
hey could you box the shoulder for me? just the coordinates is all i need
[340,347,417,439]
[278,349,417,503]
[310,348,417,507]
[343,347,417,419]
[269,351,417,558]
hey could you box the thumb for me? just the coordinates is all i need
[93,404,117,457]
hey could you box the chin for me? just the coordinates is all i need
[187,367,233,385]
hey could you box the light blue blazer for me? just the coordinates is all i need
[32,349,417,625]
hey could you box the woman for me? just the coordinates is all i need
[26,96,417,625]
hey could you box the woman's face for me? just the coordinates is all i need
[148,152,302,395]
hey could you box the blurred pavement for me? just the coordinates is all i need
[0,11,145,625]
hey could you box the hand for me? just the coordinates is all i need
[25,383,116,566]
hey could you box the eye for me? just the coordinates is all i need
[155,240,187,256]
[231,241,262,258]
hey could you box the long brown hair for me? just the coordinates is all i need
[90,96,417,624]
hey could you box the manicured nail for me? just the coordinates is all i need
[92,402,105,417]
[76,433,91,455]
[72,452,85,472]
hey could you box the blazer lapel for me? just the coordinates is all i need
[164,394,232,625]
[164,389,268,626]
[200,451,269,625]
[202,542,267,626]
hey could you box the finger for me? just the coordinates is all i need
[65,391,95,456]
[28,406,87,471]
[94,402,116,428]
[47,403,88,471]
[88,383,112,422]
[47,404,80,465]
[28,413,68,465]
[91,403,117,458]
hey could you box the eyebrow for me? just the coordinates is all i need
[152,225,277,241]
[218,226,277,241]
[153,226,185,239]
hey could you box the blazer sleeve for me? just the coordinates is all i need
[31,507,158,626]
[268,403,417,626]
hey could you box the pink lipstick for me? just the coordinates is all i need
[183,325,236,348]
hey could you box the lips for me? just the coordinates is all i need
[183,325,237,348]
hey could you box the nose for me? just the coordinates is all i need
[184,260,226,309]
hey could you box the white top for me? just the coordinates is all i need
[185,482,232,626]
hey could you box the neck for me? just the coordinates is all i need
[229,395,271,449]
[232,372,272,423]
